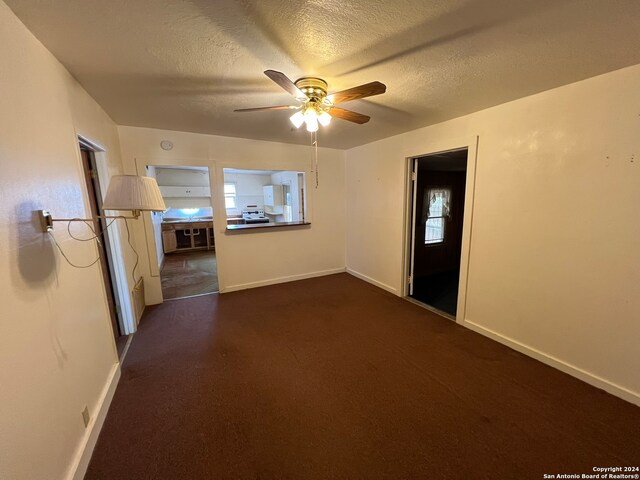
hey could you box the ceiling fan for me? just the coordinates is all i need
[234,70,386,132]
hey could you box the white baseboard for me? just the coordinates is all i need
[222,267,346,293]
[463,318,640,407]
[346,268,398,295]
[67,363,121,480]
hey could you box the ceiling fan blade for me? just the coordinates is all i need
[329,107,370,124]
[234,105,299,112]
[329,81,386,104]
[264,70,306,99]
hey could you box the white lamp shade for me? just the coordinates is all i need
[102,175,166,212]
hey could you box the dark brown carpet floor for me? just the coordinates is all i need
[86,273,640,480]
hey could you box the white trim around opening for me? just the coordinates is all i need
[77,133,137,335]
[401,135,479,325]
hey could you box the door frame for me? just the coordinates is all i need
[402,135,479,324]
[78,134,137,335]
[134,157,221,304]
[79,145,121,338]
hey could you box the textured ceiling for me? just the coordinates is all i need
[6,0,640,149]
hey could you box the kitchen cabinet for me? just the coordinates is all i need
[159,185,211,197]
[175,229,193,249]
[162,230,177,253]
[192,226,208,248]
[162,221,215,252]
[263,185,283,206]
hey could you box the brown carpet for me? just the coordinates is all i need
[161,250,218,300]
[86,273,640,480]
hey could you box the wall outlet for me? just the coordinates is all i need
[82,406,90,428]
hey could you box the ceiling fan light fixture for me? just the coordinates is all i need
[318,111,332,127]
[290,110,305,128]
[236,71,383,131]
[304,107,318,120]
[303,107,319,132]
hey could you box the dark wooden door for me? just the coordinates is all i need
[80,148,121,338]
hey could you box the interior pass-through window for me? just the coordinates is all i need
[223,168,308,230]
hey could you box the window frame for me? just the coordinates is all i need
[424,187,451,246]
[223,182,238,210]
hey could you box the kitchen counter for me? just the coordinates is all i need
[226,221,311,231]
[163,217,213,224]
[161,219,213,232]
[226,216,245,225]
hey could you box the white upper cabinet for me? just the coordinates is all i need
[159,185,211,197]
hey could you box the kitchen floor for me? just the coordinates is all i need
[161,250,218,300]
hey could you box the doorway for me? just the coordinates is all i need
[146,165,219,300]
[78,143,129,356]
[408,149,468,318]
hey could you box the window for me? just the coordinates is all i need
[222,168,308,230]
[224,182,237,209]
[424,188,451,244]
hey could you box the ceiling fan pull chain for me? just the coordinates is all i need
[310,131,314,178]
[312,130,319,188]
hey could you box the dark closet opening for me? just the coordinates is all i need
[409,149,468,317]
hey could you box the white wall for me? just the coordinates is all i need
[345,64,640,404]
[0,2,129,479]
[223,172,272,213]
[163,198,213,211]
[118,126,346,304]
[155,167,210,187]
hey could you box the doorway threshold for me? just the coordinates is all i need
[403,296,456,321]
[164,290,219,302]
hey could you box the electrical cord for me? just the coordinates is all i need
[66,217,117,242]
[48,230,102,269]
[121,217,140,287]
[48,216,140,286]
